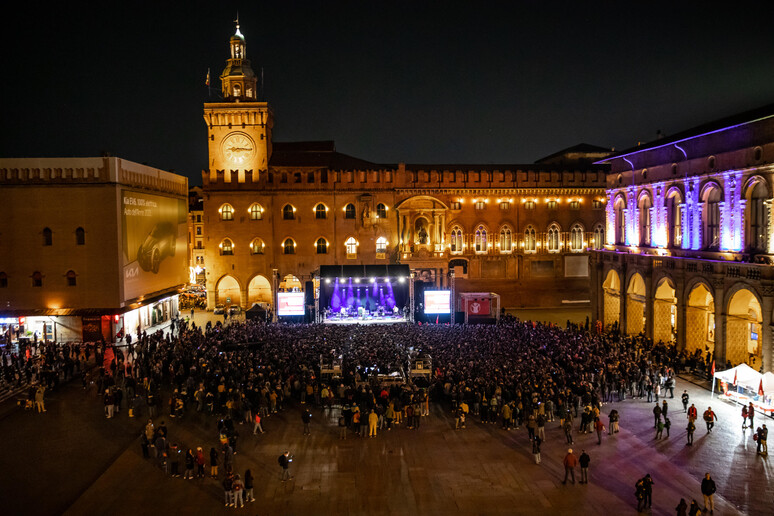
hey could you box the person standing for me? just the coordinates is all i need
[742,405,749,429]
[703,407,718,433]
[687,403,698,422]
[368,409,378,437]
[701,472,716,513]
[747,402,755,430]
[675,498,688,516]
[653,403,662,428]
[760,424,768,455]
[222,472,234,507]
[635,477,646,512]
[655,418,664,439]
[641,473,654,510]
[302,408,312,436]
[244,469,255,503]
[195,447,205,478]
[608,409,619,435]
[184,448,195,479]
[278,450,293,481]
[579,450,590,484]
[661,399,669,420]
[209,447,219,478]
[686,419,696,446]
[532,435,542,464]
[594,417,605,445]
[664,417,671,438]
[688,499,702,516]
[681,390,689,413]
[561,448,577,484]
[232,474,245,508]
[563,419,574,445]
[34,384,46,413]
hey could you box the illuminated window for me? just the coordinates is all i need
[220,239,234,255]
[66,270,77,286]
[546,200,557,210]
[0,272,7,288]
[474,200,486,210]
[32,271,43,287]
[196,227,202,236]
[500,227,512,252]
[75,227,85,245]
[614,197,626,245]
[569,200,580,210]
[316,238,328,254]
[547,224,560,252]
[524,226,536,252]
[376,237,388,254]
[450,201,461,210]
[500,201,510,211]
[747,181,768,252]
[220,204,234,221]
[524,201,536,210]
[233,84,241,97]
[43,227,52,246]
[570,224,584,252]
[283,238,295,255]
[702,186,721,250]
[593,200,604,210]
[283,204,295,220]
[249,204,263,220]
[250,238,264,255]
[376,203,387,219]
[315,203,327,220]
[345,237,358,257]
[450,227,463,253]
[639,194,652,246]
[667,192,682,248]
[594,225,605,250]
[345,203,356,219]
[474,226,487,253]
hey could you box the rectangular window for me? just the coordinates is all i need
[592,200,604,210]
[307,172,315,183]
[475,200,486,210]
[196,227,202,235]
[546,200,557,210]
[500,201,510,211]
[524,201,536,210]
[569,201,580,210]
[450,201,461,210]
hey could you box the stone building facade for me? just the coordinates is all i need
[591,104,774,373]
[202,25,609,315]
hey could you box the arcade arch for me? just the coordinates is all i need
[725,287,763,368]
[280,274,303,292]
[216,275,241,306]
[602,269,621,328]
[626,273,646,335]
[653,278,676,344]
[685,283,714,357]
[247,275,272,308]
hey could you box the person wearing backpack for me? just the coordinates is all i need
[278,450,293,481]
[232,474,245,508]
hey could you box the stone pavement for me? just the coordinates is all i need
[0,374,771,515]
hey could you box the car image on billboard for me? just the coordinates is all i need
[137,221,177,273]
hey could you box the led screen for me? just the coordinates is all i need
[277,292,305,316]
[424,290,451,314]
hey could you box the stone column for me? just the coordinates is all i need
[644,271,655,340]
[713,284,726,366]
[762,292,773,373]
[675,280,687,351]
[619,264,628,335]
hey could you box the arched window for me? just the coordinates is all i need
[250,238,264,255]
[220,239,234,255]
[746,180,768,252]
[524,226,536,252]
[376,237,388,254]
[66,270,77,287]
[283,238,295,255]
[75,227,85,245]
[316,238,328,254]
[702,185,721,250]
[593,225,605,250]
[450,227,463,253]
[638,193,652,246]
[666,190,682,249]
[32,271,43,287]
[315,203,327,220]
[499,227,512,252]
[0,272,7,288]
[344,203,356,219]
[283,204,295,220]
[474,225,487,253]
[345,237,358,257]
[220,204,234,221]
[43,227,52,246]
[570,224,584,252]
[614,196,626,245]
[233,84,241,97]
[376,203,387,219]
[547,224,560,252]
[249,203,263,220]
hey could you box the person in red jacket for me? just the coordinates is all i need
[562,448,578,484]
[687,403,698,422]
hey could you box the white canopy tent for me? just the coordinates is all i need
[712,363,762,395]
[711,364,774,417]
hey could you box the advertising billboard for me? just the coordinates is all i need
[277,292,305,316]
[424,290,451,314]
[122,190,188,302]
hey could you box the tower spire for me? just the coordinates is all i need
[234,12,242,38]
[220,18,256,101]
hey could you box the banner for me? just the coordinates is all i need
[466,298,490,315]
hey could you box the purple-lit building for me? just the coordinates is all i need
[591,104,774,373]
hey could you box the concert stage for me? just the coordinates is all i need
[316,264,412,324]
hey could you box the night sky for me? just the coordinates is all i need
[3,1,774,185]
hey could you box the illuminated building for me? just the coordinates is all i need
[0,157,188,342]
[592,104,774,372]
[202,24,608,315]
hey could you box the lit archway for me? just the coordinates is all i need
[280,274,302,292]
[602,269,621,328]
[247,275,272,308]
[216,275,241,306]
[653,278,676,344]
[726,288,762,368]
[626,273,646,335]
[686,283,714,357]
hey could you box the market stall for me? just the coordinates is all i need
[712,363,774,416]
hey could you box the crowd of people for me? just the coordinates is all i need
[6,314,757,513]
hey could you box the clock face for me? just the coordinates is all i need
[221,133,255,165]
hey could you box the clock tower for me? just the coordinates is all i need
[204,21,273,182]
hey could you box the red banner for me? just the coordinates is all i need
[466,298,490,315]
